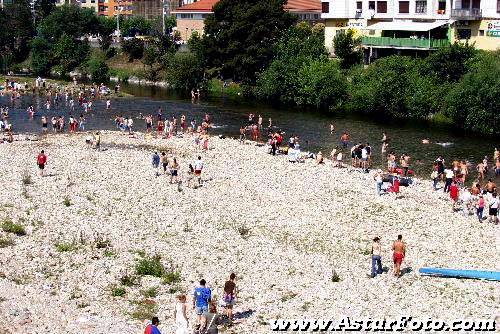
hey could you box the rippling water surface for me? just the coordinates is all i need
[2,83,499,183]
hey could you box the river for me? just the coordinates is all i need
[2,83,499,183]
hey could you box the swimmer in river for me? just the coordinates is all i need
[422,139,430,144]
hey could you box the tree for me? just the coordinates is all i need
[256,23,327,104]
[31,5,99,76]
[165,52,205,91]
[0,0,34,63]
[333,28,362,69]
[350,56,440,120]
[120,16,153,37]
[52,34,89,75]
[38,5,99,41]
[164,15,176,34]
[86,57,110,83]
[296,60,348,109]
[122,38,145,62]
[34,0,56,25]
[422,42,477,83]
[97,16,116,51]
[445,51,500,135]
[30,37,52,75]
[202,0,296,84]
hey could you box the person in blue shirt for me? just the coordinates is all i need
[152,152,160,177]
[193,279,212,327]
[144,316,161,334]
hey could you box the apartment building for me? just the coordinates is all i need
[321,0,500,60]
[173,0,322,42]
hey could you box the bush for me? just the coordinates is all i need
[63,197,71,207]
[22,171,32,185]
[122,38,144,62]
[333,28,362,69]
[87,57,110,84]
[140,287,158,298]
[56,241,77,252]
[2,220,26,236]
[349,55,440,120]
[136,255,165,277]
[111,286,126,297]
[120,274,138,287]
[296,60,348,109]
[0,236,15,248]
[162,271,181,285]
[105,47,117,59]
[444,51,500,135]
[164,51,205,91]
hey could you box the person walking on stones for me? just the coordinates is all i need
[152,152,160,177]
[392,235,406,277]
[371,237,383,278]
[174,294,188,334]
[193,279,212,330]
[223,273,237,320]
[37,150,47,177]
[144,316,161,334]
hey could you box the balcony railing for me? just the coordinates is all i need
[451,8,482,19]
[361,36,450,49]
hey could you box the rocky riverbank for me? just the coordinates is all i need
[0,132,498,333]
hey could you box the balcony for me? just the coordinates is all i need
[361,36,450,49]
[451,8,482,19]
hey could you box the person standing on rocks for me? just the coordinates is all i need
[152,152,160,177]
[392,235,406,277]
[371,237,383,278]
[144,316,161,334]
[37,150,47,176]
[488,192,498,224]
[194,156,203,186]
[374,170,383,196]
[174,295,188,334]
[223,273,237,320]
[193,279,212,329]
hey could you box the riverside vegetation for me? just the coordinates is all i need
[1,0,498,136]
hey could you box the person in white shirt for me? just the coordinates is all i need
[488,193,498,224]
[194,156,204,186]
[444,168,454,193]
[127,118,133,134]
[371,237,383,278]
[460,188,472,217]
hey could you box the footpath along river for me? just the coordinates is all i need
[2,83,499,182]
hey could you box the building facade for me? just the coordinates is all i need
[321,0,500,60]
[173,0,323,42]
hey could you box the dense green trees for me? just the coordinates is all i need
[164,52,205,91]
[202,0,296,84]
[445,51,500,135]
[333,29,362,69]
[122,38,145,62]
[0,0,34,67]
[255,24,346,107]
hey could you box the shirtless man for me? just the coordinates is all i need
[486,179,496,193]
[392,235,406,277]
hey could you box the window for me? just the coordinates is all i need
[399,1,409,13]
[369,1,375,9]
[438,1,446,13]
[472,0,480,8]
[497,0,500,11]
[479,29,484,36]
[415,1,427,13]
[180,13,194,19]
[457,28,471,39]
[322,2,329,13]
[356,1,362,12]
[377,1,387,13]
[461,0,470,8]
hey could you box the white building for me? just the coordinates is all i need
[321,0,500,60]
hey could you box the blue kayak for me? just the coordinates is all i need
[419,267,500,281]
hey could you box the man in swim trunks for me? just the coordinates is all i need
[392,235,406,277]
[37,150,47,176]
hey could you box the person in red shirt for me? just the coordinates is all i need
[144,317,161,334]
[449,181,459,211]
[37,150,47,176]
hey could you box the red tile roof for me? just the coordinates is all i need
[284,0,321,12]
[175,0,321,13]
[175,0,219,12]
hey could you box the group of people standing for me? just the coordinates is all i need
[146,274,238,334]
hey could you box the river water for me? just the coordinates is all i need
[2,83,499,183]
